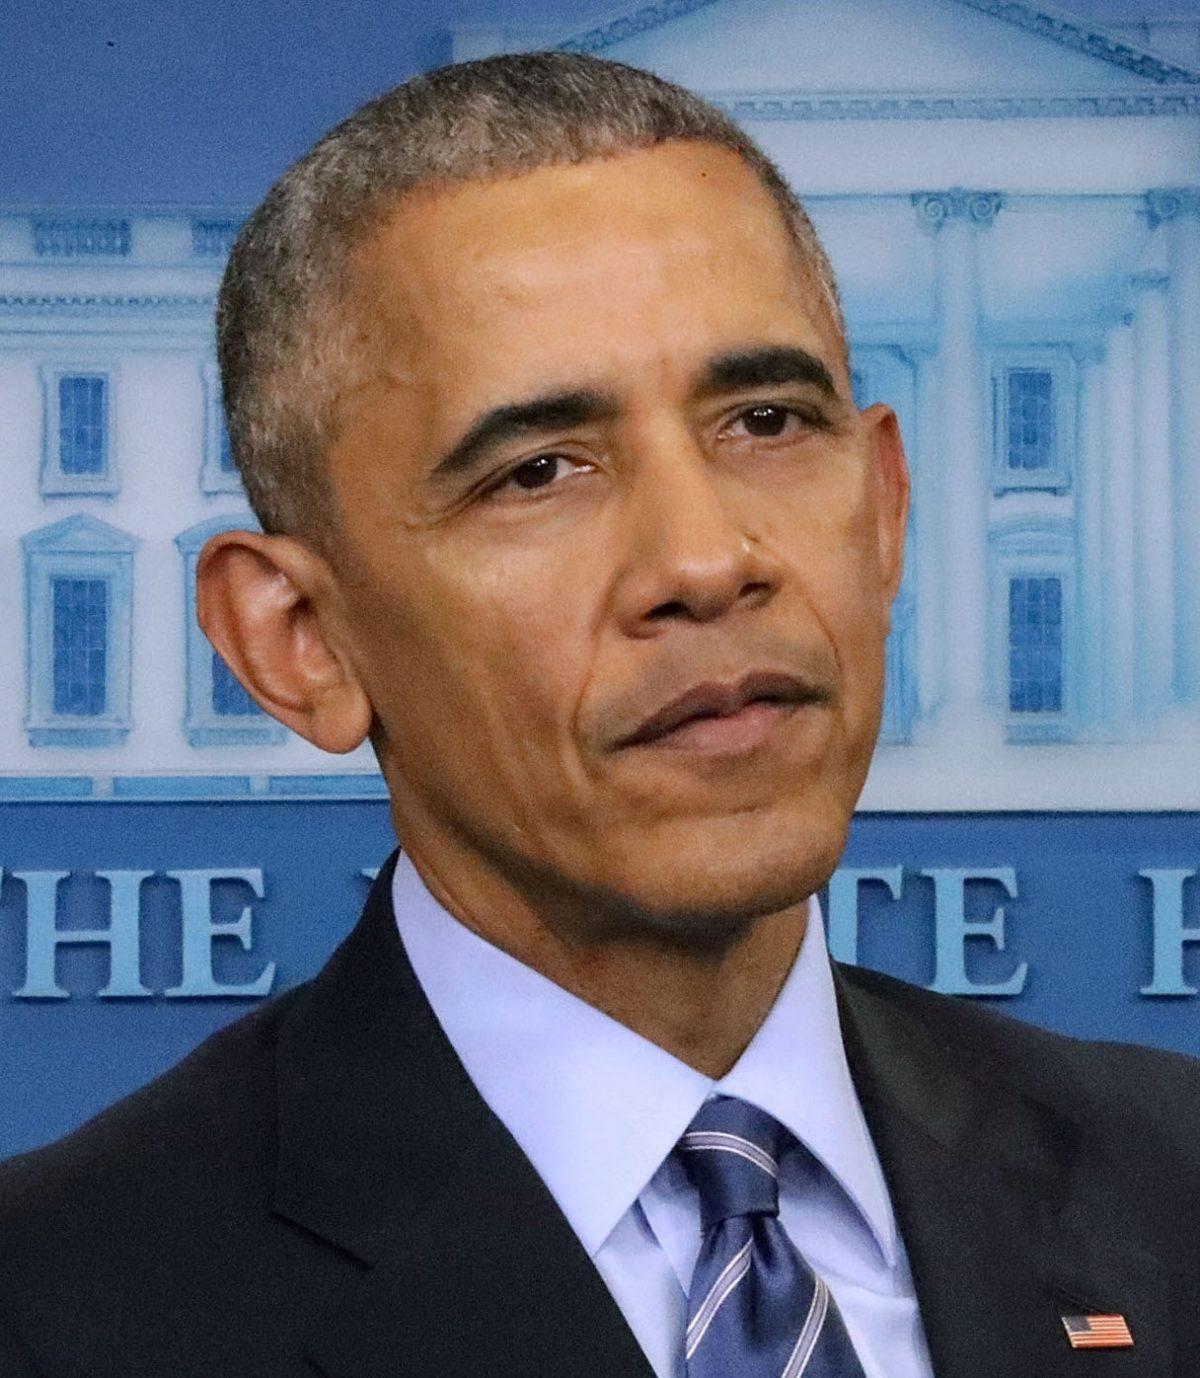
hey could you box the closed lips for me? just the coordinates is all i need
[620,671,828,747]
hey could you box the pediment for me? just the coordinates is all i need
[21,513,136,555]
[175,512,259,554]
[553,0,1200,96]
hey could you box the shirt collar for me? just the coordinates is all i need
[716,894,898,1267]
[392,850,897,1268]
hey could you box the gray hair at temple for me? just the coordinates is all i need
[216,50,844,551]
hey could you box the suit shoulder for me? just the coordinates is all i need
[0,980,364,1374]
[0,981,307,1232]
[837,961,1200,1133]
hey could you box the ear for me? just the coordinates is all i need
[195,529,373,754]
[862,403,911,612]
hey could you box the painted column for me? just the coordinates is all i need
[876,344,921,742]
[907,345,943,726]
[1129,271,1175,721]
[1147,189,1200,703]
[913,189,1001,739]
[1071,342,1106,736]
[1102,318,1137,736]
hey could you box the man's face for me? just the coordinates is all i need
[325,140,908,942]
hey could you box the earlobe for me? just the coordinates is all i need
[195,530,374,754]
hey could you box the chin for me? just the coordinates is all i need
[591,805,847,944]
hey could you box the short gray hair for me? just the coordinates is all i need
[217,51,842,548]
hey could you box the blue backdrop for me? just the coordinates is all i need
[3,804,1197,1160]
[5,0,1200,1163]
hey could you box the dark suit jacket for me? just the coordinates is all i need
[2,851,1199,1376]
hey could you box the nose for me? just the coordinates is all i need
[612,426,782,635]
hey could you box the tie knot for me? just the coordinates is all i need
[677,1096,782,1230]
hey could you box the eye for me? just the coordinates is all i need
[485,452,589,500]
[725,404,808,440]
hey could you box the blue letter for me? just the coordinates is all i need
[826,866,903,965]
[923,866,1028,997]
[163,868,276,998]
[12,869,153,999]
[1139,868,1199,997]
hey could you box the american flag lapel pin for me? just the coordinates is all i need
[1061,1313,1135,1349]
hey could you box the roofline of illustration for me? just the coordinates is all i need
[553,0,1200,85]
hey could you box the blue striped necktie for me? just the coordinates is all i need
[678,1096,868,1378]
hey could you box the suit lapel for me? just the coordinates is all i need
[274,854,1170,1375]
[835,966,1170,1377]
[273,853,654,1378]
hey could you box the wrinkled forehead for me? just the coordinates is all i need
[346,142,847,398]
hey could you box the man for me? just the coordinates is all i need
[1,51,1197,1378]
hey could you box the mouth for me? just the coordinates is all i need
[644,698,806,754]
[617,670,831,754]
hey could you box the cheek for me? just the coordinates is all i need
[383,544,591,763]
[771,475,887,707]
[776,463,882,606]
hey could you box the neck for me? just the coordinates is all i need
[399,835,810,1080]
[538,905,810,1078]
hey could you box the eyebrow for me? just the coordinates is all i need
[696,345,839,400]
[429,390,618,486]
[426,345,840,489]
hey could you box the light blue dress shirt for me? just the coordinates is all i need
[392,851,935,1378]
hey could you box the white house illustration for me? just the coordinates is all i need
[1,0,1198,809]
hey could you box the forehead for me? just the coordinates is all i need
[353,142,842,394]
